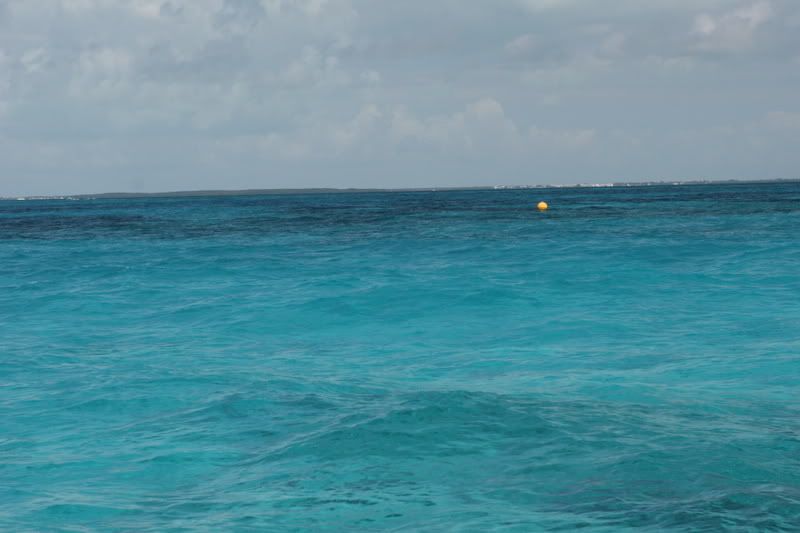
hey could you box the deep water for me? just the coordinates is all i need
[2,183,800,531]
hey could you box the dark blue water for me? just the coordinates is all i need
[2,183,800,531]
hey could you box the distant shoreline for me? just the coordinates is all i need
[3,178,798,201]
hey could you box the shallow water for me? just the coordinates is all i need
[2,183,800,531]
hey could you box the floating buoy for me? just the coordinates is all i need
[537,201,548,211]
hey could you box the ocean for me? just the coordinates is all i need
[2,183,800,531]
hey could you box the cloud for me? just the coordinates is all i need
[0,51,9,118]
[390,98,594,153]
[281,46,350,87]
[516,0,573,11]
[189,97,595,165]
[692,1,773,51]
[0,0,799,195]
[331,103,382,149]
[765,111,800,129]
[391,98,518,149]
[505,34,539,55]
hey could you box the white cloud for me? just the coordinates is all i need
[331,103,382,149]
[20,48,49,74]
[516,0,573,11]
[765,111,800,129]
[529,125,595,147]
[261,0,338,17]
[207,98,595,165]
[0,51,9,118]
[359,70,381,85]
[599,32,626,57]
[692,1,773,51]
[505,34,539,55]
[0,0,799,195]
[67,47,133,102]
[281,46,350,87]
[60,0,113,11]
[390,98,593,152]
[130,0,166,19]
[643,54,696,72]
[391,98,518,149]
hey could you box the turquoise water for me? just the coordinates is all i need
[2,183,800,531]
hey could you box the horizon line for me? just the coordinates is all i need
[3,177,798,200]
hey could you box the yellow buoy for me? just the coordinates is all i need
[537,201,548,211]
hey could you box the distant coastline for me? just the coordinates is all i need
[3,178,798,201]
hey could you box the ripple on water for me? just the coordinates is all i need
[2,184,800,530]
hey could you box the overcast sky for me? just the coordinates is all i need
[1,0,799,195]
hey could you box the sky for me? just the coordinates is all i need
[0,0,799,196]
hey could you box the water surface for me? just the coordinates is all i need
[2,183,800,531]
